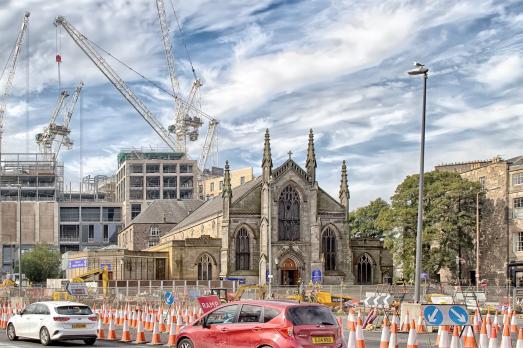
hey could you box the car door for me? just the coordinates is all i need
[198,304,240,348]
[17,303,37,337]
[226,304,263,348]
[29,304,50,339]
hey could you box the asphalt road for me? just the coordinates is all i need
[0,329,440,348]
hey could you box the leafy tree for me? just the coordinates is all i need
[349,198,390,238]
[379,171,480,282]
[20,243,61,283]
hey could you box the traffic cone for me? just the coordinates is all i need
[356,317,365,348]
[379,317,390,348]
[437,325,443,346]
[120,317,132,342]
[489,327,499,348]
[131,310,137,328]
[388,320,399,348]
[166,313,178,347]
[439,326,451,348]
[516,328,523,348]
[511,313,519,334]
[97,316,105,339]
[450,325,463,348]
[501,322,512,348]
[148,314,162,345]
[475,310,482,333]
[464,326,477,348]
[401,312,410,332]
[416,312,426,333]
[480,319,490,348]
[407,320,419,348]
[159,311,167,333]
[494,314,500,333]
[348,314,356,348]
[106,314,117,341]
[347,309,356,331]
[134,315,147,344]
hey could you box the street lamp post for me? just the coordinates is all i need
[408,62,429,303]
[268,176,273,297]
[16,184,22,297]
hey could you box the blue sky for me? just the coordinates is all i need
[1,0,522,209]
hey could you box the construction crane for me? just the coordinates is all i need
[35,82,83,160]
[55,15,219,172]
[54,16,181,153]
[155,0,218,169]
[0,12,30,163]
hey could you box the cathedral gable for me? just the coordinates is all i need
[231,184,262,214]
[318,188,345,214]
[272,159,310,183]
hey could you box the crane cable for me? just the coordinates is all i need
[55,25,62,93]
[169,0,198,81]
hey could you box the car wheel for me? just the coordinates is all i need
[40,327,51,346]
[84,338,96,345]
[177,338,194,348]
[6,323,18,341]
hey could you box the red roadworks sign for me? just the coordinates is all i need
[197,295,221,314]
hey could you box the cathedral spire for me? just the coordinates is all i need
[262,129,272,182]
[222,160,232,198]
[339,160,349,209]
[306,129,317,183]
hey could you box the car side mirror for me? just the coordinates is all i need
[18,309,23,315]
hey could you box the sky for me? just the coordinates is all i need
[0,0,522,209]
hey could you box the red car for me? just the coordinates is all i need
[176,300,345,348]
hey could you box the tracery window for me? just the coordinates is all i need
[357,253,373,284]
[197,254,213,280]
[322,228,336,271]
[236,228,250,270]
[278,186,300,241]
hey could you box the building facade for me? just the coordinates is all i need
[199,167,254,200]
[436,155,523,285]
[148,129,392,285]
[115,149,197,227]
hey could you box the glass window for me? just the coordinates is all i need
[60,207,79,222]
[103,207,121,222]
[149,226,160,237]
[103,225,109,242]
[36,304,50,315]
[163,164,177,173]
[278,185,300,241]
[198,254,213,280]
[131,204,141,219]
[60,225,80,242]
[518,232,523,252]
[513,173,523,186]
[263,307,281,323]
[55,305,92,315]
[206,305,239,325]
[238,305,262,323]
[210,182,214,192]
[130,164,143,173]
[235,228,250,270]
[23,303,38,315]
[148,240,158,247]
[286,306,337,326]
[322,228,336,271]
[88,226,94,242]
[515,198,523,208]
[240,176,245,185]
[479,177,486,190]
[81,207,100,222]
[146,164,160,173]
[219,181,223,190]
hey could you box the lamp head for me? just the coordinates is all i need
[408,62,429,75]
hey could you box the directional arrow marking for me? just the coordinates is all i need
[450,308,466,323]
[428,308,440,323]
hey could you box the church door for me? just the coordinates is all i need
[281,258,299,286]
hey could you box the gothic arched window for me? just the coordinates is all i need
[322,228,336,271]
[236,228,250,270]
[357,253,373,284]
[197,254,213,280]
[278,185,300,241]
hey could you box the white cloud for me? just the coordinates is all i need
[475,53,523,89]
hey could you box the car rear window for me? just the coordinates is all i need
[55,305,92,315]
[286,306,337,326]
[263,307,281,323]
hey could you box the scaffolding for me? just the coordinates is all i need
[0,153,63,201]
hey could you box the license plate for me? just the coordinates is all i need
[312,336,334,344]
[72,323,86,329]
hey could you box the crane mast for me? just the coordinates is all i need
[54,16,182,153]
[0,12,30,163]
[198,119,218,171]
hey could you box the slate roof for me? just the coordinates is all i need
[508,156,523,166]
[131,199,204,224]
[169,176,263,232]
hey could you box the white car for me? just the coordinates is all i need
[6,301,97,346]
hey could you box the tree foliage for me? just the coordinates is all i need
[349,198,390,238]
[21,244,61,283]
[379,171,480,282]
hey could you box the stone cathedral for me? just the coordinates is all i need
[148,129,392,285]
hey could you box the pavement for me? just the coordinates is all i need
[0,328,440,348]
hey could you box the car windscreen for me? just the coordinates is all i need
[55,305,92,315]
[286,306,337,326]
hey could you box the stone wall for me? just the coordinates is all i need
[351,238,393,284]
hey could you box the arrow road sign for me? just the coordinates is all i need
[165,291,175,306]
[421,304,469,326]
[423,305,443,326]
[449,305,469,325]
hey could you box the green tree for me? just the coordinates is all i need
[349,198,390,238]
[379,171,480,282]
[21,243,61,283]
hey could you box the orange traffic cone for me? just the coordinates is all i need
[501,322,512,348]
[379,317,390,348]
[148,314,162,345]
[436,325,442,346]
[475,310,482,333]
[159,311,167,333]
[120,317,131,342]
[464,326,477,348]
[480,319,490,348]
[106,314,117,341]
[97,316,105,339]
[516,328,523,348]
[134,314,147,344]
[416,312,426,333]
[388,319,398,348]
[401,312,410,332]
[511,313,519,334]
[166,314,178,347]
[407,320,419,348]
[450,325,463,348]
[355,317,365,348]
[489,327,499,348]
[439,326,451,348]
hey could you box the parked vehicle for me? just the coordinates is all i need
[176,300,345,348]
[6,301,97,346]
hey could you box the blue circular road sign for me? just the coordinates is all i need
[449,305,469,325]
[165,291,175,305]
[423,305,443,326]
